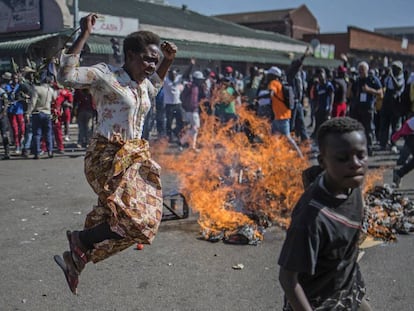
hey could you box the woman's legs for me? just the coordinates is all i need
[54,222,123,295]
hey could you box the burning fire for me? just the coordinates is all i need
[153,88,308,243]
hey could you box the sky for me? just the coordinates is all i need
[166,0,414,33]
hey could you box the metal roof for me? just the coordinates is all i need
[85,35,114,55]
[0,32,64,53]
[72,0,305,46]
[174,39,341,67]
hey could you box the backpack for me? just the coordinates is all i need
[180,82,192,111]
[275,82,295,110]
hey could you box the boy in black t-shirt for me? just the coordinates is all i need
[278,117,372,310]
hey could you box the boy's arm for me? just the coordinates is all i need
[279,267,313,311]
[391,118,414,142]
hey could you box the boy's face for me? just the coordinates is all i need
[318,130,368,194]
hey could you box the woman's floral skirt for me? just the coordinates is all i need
[83,134,163,263]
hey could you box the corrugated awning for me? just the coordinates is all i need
[84,35,114,55]
[82,35,342,68]
[0,32,67,53]
[173,39,292,64]
[0,32,112,56]
[172,39,342,68]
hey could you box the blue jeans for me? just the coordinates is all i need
[292,102,309,141]
[272,119,303,157]
[77,110,94,146]
[23,116,33,152]
[32,112,53,155]
[272,119,290,135]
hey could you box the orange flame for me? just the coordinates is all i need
[153,90,308,241]
[363,168,384,195]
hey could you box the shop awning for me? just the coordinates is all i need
[79,35,342,68]
[0,32,67,53]
[172,39,342,68]
[84,35,114,55]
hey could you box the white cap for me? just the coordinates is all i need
[192,71,204,80]
[267,66,282,77]
[391,60,403,70]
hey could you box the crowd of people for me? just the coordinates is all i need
[1,50,414,182]
[0,68,96,159]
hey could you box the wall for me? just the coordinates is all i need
[290,6,319,39]
[349,27,414,55]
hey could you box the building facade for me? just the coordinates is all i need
[303,27,414,71]
[214,5,319,40]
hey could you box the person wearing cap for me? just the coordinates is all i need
[27,76,57,159]
[332,66,348,118]
[224,66,233,78]
[255,73,273,121]
[268,66,303,157]
[179,70,206,151]
[349,61,382,156]
[379,60,405,152]
[286,48,310,144]
[19,67,39,158]
[214,75,240,125]
[51,81,73,154]
[6,73,27,155]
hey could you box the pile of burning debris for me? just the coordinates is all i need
[197,166,292,246]
[363,184,414,241]
[201,183,414,245]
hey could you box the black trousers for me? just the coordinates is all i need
[79,222,122,250]
[397,135,414,178]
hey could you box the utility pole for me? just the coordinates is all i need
[73,0,79,30]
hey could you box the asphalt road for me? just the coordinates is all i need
[0,141,413,311]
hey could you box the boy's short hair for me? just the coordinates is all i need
[123,31,160,58]
[317,117,365,151]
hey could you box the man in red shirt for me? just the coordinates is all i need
[52,83,73,153]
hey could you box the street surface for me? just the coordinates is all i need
[0,132,413,311]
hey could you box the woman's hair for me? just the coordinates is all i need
[317,117,365,150]
[123,31,160,58]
